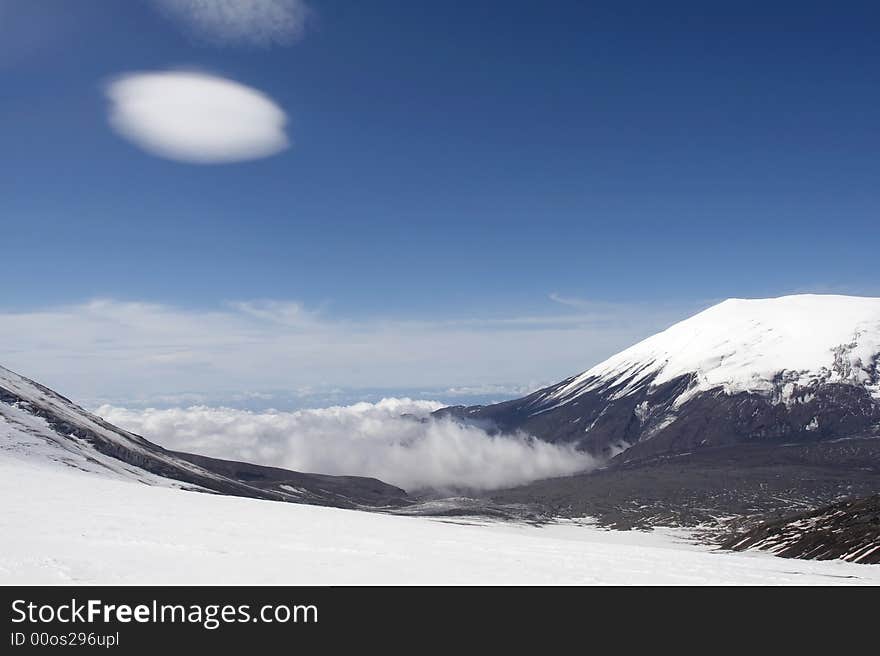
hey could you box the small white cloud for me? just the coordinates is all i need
[105,70,289,164]
[97,400,596,491]
[155,0,311,46]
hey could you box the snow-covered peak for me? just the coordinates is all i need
[550,295,880,407]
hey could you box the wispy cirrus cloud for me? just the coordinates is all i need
[105,70,289,164]
[0,298,694,407]
[225,300,319,326]
[154,0,312,46]
[549,292,597,309]
[548,292,645,314]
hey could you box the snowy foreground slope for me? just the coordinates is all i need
[1,457,878,585]
[442,295,880,462]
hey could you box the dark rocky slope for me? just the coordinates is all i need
[722,495,880,564]
[484,436,880,528]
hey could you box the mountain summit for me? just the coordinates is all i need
[440,295,880,463]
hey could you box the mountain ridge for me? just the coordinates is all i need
[438,294,880,463]
[0,364,408,508]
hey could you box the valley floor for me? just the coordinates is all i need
[2,458,879,585]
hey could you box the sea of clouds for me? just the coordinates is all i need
[97,399,596,492]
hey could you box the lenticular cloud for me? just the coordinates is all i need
[105,70,289,164]
[97,399,596,491]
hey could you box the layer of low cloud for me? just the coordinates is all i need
[154,0,311,46]
[106,70,289,163]
[0,298,696,407]
[97,399,596,491]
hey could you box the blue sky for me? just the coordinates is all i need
[1,1,879,404]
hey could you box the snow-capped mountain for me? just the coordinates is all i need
[440,295,880,463]
[0,364,407,508]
